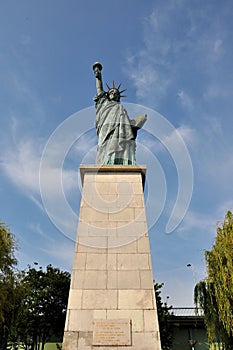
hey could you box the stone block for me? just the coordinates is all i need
[67,289,82,309]
[117,253,150,270]
[116,221,147,237]
[87,226,108,237]
[132,182,143,194]
[86,253,107,270]
[107,271,118,289]
[132,332,161,350]
[68,310,93,331]
[118,290,154,310]
[115,173,141,182]
[76,221,89,236]
[137,236,150,253]
[80,207,108,222]
[96,181,112,194]
[77,331,92,349]
[93,309,107,319]
[144,310,160,332]
[107,253,117,270]
[71,270,85,289]
[134,207,147,221]
[109,208,134,222]
[77,237,108,250]
[116,181,133,195]
[140,270,154,289]
[64,310,69,331]
[82,290,117,309]
[108,238,137,252]
[116,193,132,209]
[117,271,140,289]
[72,253,86,269]
[88,221,117,229]
[83,181,95,193]
[62,331,79,350]
[129,194,144,208]
[83,270,107,289]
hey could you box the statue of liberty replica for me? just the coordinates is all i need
[93,62,147,165]
[62,64,161,350]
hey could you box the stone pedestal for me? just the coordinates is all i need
[63,165,161,350]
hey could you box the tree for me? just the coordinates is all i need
[13,264,70,350]
[0,222,18,350]
[194,211,233,349]
[154,282,173,350]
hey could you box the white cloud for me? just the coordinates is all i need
[213,39,223,55]
[0,137,79,212]
[216,201,233,222]
[177,200,233,240]
[177,210,215,234]
[17,222,74,270]
[29,194,46,213]
[203,84,233,100]
[124,7,175,106]
[41,240,74,268]
[124,2,232,114]
[160,125,197,153]
[1,140,41,194]
[28,223,53,241]
[177,90,193,110]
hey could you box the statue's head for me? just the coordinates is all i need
[106,81,126,102]
[108,88,120,102]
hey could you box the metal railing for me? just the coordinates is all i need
[168,308,204,317]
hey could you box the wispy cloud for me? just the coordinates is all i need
[17,222,74,270]
[125,2,232,113]
[1,140,41,194]
[161,125,197,152]
[41,240,74,267]
[177,90,193,110]
[177,210,215,235]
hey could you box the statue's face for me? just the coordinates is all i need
[108,89,120,102]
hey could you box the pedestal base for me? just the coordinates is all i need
[63,165,161,350]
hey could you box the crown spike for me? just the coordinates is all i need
[112,80,115,88]
[120,88,127,94]
[117,83,122,90]
[106,82,111,90]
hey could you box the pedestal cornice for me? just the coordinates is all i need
[80,164,146,188]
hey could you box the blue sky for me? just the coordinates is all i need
[1,0,233,306]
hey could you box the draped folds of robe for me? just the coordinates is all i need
[94,92,136,165]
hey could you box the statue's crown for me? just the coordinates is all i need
[106,81,127,98]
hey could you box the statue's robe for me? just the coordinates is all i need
[94,92,136,165]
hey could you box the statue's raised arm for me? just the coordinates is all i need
[92,62,147,165]
[93,62,104,95]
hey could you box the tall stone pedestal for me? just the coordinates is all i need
[63,165,161,350]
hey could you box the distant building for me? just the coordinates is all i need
[168,308,208,350]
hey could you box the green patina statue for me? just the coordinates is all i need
[93,62,147,165]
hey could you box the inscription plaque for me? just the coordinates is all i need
[93,319,132,346]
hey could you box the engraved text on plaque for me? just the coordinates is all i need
[93,319,132,346]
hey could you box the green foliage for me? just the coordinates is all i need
[0,222,71,350]
[12,264,71,350]
[0,222,17,274]
[194,280,222,344]
[0,222,18,350]
[194,211,233,349]
[154,283,173,350]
